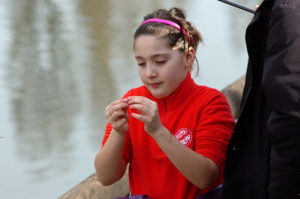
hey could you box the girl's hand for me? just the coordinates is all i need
[105,98,129,134]
[128,96,163,135]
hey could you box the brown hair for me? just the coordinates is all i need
[134,7,203,52]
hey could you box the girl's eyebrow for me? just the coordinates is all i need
[135,54,170,59]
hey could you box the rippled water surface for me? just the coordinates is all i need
[0,0,259,198]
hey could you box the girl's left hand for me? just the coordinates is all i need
[128,96,163,135]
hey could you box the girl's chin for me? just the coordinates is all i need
[148,90,168,99]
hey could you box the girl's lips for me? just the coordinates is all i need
[149,82,161,89]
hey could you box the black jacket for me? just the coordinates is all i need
[222,0,300,199]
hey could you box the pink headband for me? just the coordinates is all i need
[141,18,187,36]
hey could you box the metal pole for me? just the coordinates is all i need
[217,0,255,14]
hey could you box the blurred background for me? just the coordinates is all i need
[0,0,260,198]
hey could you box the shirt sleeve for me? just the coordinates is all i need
[195,91,235,172]
[101,91,133,165]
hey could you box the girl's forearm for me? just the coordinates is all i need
[151,126,219,189]
[94,129,127,186]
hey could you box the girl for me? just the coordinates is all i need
[95,7,235,199]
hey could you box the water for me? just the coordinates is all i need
[0,0,259,198]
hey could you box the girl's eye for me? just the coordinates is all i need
[138,63,145,67]
[156,60,166,65]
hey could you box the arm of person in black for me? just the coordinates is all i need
[262,1,300,198]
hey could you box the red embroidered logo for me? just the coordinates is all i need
[175,128,192,145]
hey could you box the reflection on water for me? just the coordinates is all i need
[7,0,84,177]
[79,0,118,149]
[0,0,260,198]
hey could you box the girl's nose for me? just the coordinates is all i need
[146,65,157,78]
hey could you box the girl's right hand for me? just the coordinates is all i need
[105,98,129,134]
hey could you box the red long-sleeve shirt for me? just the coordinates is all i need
[102,74,235,199]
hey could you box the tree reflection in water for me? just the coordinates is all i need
[6,0,92,180]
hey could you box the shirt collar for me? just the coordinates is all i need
[147,72,196,109]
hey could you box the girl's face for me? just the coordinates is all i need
[134,35,194,98]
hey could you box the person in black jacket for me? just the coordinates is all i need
[222,0,300,199]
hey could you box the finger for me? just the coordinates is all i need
[129,103,149,115]
[106,106,119,120]
[105,101,128,119]
[128,96,157,111]
[109,110,127,121]
[113,102,129,112]
[131,112,147,123]
[128,96,149,105]
[111,118,128,130]
[106,108,126,122]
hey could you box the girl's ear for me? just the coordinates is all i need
[184,47,196,69]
